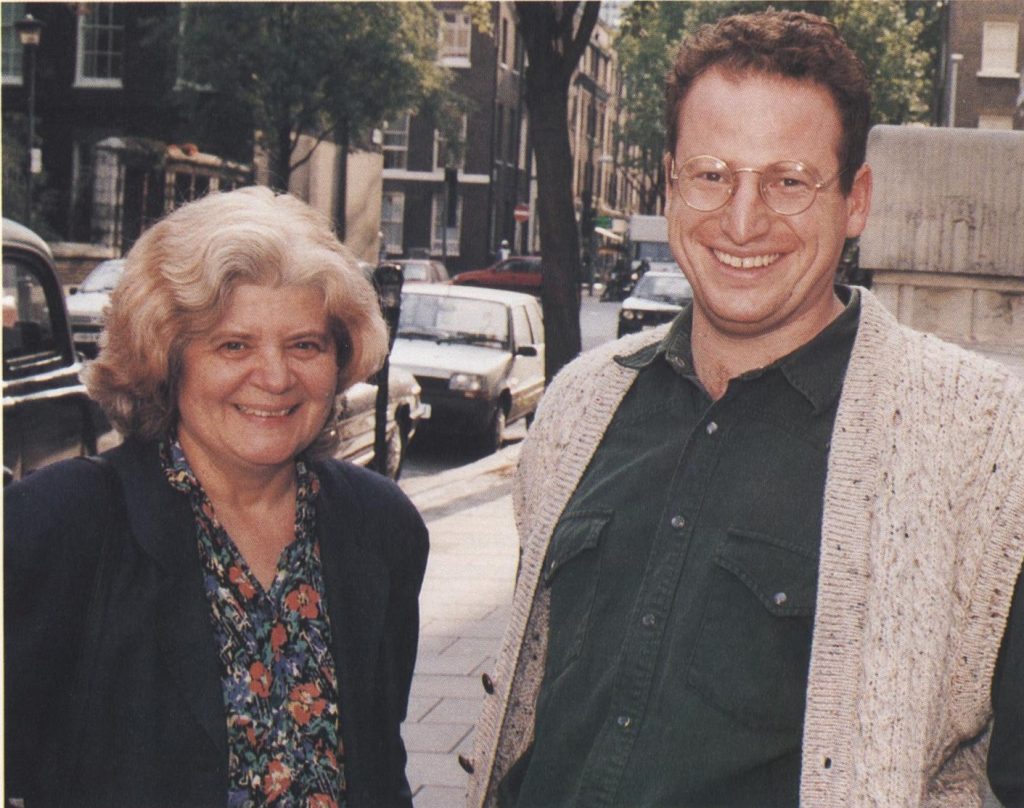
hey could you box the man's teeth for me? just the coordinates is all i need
[713,249,780,269]
[236,404,293,417]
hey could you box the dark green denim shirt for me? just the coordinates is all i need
[504,288,860,808]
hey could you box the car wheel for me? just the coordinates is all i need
[384,427,404,480]
[480,406,506,456]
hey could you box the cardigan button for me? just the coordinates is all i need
[481,672,496,694]
[458,754,475,774]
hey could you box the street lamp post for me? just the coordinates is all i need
[15,13,44,229]
[371,263,405,476]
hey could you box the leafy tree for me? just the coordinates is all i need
[516,1,601,382]
[177,2,449,202]
[614,0,941,205]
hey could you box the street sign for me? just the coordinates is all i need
[594,215,612,229]
[514,203,530,223]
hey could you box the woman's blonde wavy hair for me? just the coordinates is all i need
[84,186,388,459]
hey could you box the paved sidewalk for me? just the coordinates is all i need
[399,442,522,808]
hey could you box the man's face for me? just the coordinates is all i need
[666,68,871,353]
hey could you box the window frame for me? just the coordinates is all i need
[74,2,125,89]
[382,113,410,171]
[979,20,1021,79]
[1,3,25,86]
[430,192,463,257]
[381,191,405,256]
[439,11,472,68]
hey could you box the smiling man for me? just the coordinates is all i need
[467,11,1024,808]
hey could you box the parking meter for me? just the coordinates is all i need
[372,263,404,475]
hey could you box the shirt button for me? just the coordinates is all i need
[616,715,632,728]
[706,421,719,435]
[670,514,686,530]
[773,592,788,606]
[641,613,656,627]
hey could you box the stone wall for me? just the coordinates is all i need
[860,125,1024,357]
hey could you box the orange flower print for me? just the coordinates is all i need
[249,661,272,698]
[287,682,327,726]
[284,584,321,619]
[270,622,287,653]
[307,793,337,808]
[262,759,292,802]
[229,566,257,600]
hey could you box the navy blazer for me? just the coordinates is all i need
[4,437,428,808]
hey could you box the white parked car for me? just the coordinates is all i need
[65,258,124,357]
[617,270,692,337]
[390,284,545,454]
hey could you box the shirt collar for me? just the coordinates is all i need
[616,286,861,413]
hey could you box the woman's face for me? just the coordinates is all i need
[176,283,339,483]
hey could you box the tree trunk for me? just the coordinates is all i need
[529,73,582,383]
[516,1,600,383]
[335,118,349,241]
[271,123,292,192]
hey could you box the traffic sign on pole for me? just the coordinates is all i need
[514,203,530,223]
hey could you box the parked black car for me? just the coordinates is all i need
[2,218,115,484]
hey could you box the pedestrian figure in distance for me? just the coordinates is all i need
[467,10,1024,807]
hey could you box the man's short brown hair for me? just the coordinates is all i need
[665,10,871,194]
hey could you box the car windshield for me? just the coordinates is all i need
[400,262,430,281]
[634,274,692,305]
[79,260,124,293]
[398,294,509,349]
[636,242,674,263]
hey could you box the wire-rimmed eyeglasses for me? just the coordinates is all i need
[669,155,845,216]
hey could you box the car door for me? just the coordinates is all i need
[506,302,545,422]
[2,245,103,483]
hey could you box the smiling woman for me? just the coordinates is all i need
[3,188,429,808]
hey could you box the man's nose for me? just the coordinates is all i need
[720,173,772,244]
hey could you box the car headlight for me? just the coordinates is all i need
[622,310,635,320]
[449,373,484,393]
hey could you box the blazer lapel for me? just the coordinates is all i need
[316,470,390,714]
[114,440,227,757]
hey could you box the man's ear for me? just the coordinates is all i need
[845,162,872,239]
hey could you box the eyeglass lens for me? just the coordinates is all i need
[675,156,823,215]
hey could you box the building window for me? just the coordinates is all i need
[500,18,509,67]
[75,2,124,88]
[434,115,467,170]
[440,11,472,68]
[2,3,25,84]
[978,114,1014,130]
[381,192,405,255]
[382,113,410,170]
[431,192,462,256]
[979,21,1020,78]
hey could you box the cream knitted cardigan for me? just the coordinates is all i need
[467,289,1024,808]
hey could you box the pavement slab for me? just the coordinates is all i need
[400,442,521,805]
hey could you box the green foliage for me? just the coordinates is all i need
[177,2,451,186]
[614,0,942,205]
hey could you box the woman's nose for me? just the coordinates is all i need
[720,174,772,244]
[252,349,293,392]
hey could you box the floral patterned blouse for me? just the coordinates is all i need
[162,439,347,808]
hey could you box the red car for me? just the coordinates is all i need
[452,256,542,296]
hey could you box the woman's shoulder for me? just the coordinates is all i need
[5,456,111,530]
[313,459,426,533]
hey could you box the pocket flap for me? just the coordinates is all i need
[714,529,818,617]
[543,511,612,583]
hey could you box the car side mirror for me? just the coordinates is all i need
[515,344,538,357]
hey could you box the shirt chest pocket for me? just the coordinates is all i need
[542,510,612,682]
[687,528,818,732]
